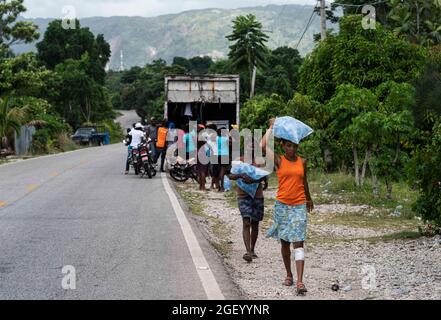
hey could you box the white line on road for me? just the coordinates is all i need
[161,173,225,300]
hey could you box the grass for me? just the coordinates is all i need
[310,211,419,231]
[175,170,425,251]
[174,182,232,256]
[308,171,418,219]
[224,188,238,209]
[174,184,207,217]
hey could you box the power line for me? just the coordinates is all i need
[330,0,387,8]
[295,1,319,50]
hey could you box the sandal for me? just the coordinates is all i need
[242,252,252,263]
[283,276,294,287]
[296,282,308,295]
[251,252,258,259]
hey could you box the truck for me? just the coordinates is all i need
[71,125,110,146]
[164,75,240,130]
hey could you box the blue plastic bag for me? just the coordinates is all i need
[231,161,271,198]
[273,116,313,144]
[223,175,232,192]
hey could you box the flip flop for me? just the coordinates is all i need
[242,253,252,263]
[296,282,308,295]
[283,277,293,286]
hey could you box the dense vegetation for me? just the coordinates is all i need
[1,1,121,154]
[12,4,329,69]
[1,0,440,229]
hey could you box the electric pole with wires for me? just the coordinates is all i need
[320,0,327,40]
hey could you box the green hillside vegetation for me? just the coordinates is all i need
[13,4,335,69]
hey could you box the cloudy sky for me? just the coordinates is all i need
[22,0,318,18]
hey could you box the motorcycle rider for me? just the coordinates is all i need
[125,123,146,175]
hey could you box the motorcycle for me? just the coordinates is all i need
[136,139,157,179]
[169,156,198,182]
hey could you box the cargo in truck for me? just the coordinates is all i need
[164,75,240,130]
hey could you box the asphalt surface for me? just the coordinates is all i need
[0,112,239,300]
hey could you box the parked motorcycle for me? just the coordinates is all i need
[169,156,198,182]
[136,139,157,179]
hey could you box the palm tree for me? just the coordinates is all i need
[0,96,24,151]
[226,14,269,99]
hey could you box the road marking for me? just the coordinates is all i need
[161,173,225,300]
[50,172,59,177]
[26,184,39,191]
[0,201,6,207]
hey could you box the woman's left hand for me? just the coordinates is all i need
[306,200,314,213]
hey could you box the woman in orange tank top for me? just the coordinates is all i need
[261,118,314,296]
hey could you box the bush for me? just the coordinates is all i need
[411,122,441,227]
[56,133,78,152]
[31,129,53,154]
[100,120,124,144]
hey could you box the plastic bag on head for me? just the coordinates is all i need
[273,116,313,144]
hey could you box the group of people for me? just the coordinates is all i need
[125,116,314,295]
[228,118,314,296]
[124,118,169,174]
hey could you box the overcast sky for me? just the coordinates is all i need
[22,0,318,18]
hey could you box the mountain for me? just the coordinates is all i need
[13,4,338,70]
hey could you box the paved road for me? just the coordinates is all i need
[0,112,238,299]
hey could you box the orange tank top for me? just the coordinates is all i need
[156,127,168,148]
[276,156,306,206]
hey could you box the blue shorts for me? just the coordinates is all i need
[238,196,264,222]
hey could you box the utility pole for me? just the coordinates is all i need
[320,0,327,40]
[120,50,124,72]
[250,65,257,99]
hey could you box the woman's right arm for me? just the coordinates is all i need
[260,118,281,171]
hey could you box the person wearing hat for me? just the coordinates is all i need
[125,123,146,174]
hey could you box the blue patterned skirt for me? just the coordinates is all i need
[266,201,307,243]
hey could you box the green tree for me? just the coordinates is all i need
[226,14,269,99]
[409,49,441,227]
[0,0,39,51]
[53,54,114,128]
[299,15,426,104]
[411,122,441,228]
[36,19,111,84]
[387,0,441,46]
[0,95,23,150]
[240,94,287,131]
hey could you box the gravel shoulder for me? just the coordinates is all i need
[174,180,441,300]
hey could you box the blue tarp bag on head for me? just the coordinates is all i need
[231,161,271,198]
[273,116,314,144]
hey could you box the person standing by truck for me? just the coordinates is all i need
[145,117,158,162]
[217,128,230,192]
[155,120,168,172]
